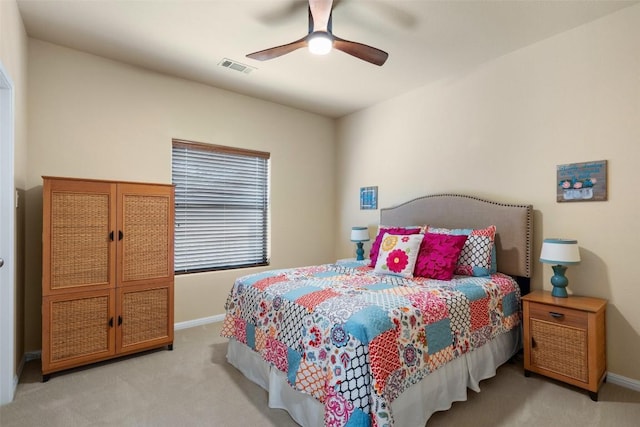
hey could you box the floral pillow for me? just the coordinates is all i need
[369,225,423,267]
[427,225,497,277]
[414,233,468,280]
[374,233,424,278]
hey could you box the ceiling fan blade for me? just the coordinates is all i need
[333,36,389,66]
[246,36,308,61]
[309,0,333,31]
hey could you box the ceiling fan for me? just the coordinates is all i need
[246,0,389,66]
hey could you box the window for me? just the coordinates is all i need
[172,139,270,274]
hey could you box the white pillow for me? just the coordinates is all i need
[374,233,423,278]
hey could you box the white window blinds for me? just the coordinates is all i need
[172,140,270,274]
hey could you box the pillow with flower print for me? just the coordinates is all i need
[414,233,468,280]
[369,225,423,268]
[374,233,424,278]
[427,225,497,276]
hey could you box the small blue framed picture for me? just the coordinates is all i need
[360,186,378,210]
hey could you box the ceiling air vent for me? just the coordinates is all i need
[218,58,255,74]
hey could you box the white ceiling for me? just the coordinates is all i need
[17,0,639,118]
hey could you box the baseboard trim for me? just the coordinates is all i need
[15,350,42,387]
[607,372,640,392]
[174,313,225,330]
[25,351,41,362]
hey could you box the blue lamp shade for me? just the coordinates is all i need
[540,238,581,298]
[350,227,370,261]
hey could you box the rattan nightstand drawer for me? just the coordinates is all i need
[528,302,588,329]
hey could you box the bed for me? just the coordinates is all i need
[222,194,532,427]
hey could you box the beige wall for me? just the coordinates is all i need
[336,5,640,381]
[25,40,336,351]
[0,0,28,379]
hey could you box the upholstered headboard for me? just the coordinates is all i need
[380,194,533,284]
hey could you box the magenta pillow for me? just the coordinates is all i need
[414,233,468,280]
[369,226,422,267]
[427,225,496,276]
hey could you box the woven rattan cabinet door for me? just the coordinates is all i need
[530,317,588,382]
[42,178,117,296]
[116,183,174,287]
[42,290,116,375]
[116,283,174,353]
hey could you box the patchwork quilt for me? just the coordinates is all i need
[221,261,521,427]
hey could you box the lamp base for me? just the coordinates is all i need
[550,264,569,298]
[355,242,365,261]
[551,285,569,298]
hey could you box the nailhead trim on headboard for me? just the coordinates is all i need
[380,194,533,279]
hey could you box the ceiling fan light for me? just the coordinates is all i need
[308,33,332,55]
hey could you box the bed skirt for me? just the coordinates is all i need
[226,327,520,427]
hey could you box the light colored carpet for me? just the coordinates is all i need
[1,322,639,426]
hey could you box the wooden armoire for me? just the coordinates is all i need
[41,176,175,380]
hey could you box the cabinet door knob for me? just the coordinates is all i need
[549,311,564,319]
[108,317,114,327]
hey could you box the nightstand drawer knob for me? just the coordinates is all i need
[549,311,564,319]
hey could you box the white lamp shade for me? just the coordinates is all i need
[350,227,370,242]
[540,238,581,265]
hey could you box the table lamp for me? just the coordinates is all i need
[350,226,370,261]
[540,238,581,298]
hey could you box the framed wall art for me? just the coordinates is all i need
[360,186,378,210]
[557,160,607,202]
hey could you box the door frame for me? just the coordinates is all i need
[0,60,16,405]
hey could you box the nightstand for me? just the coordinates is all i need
[522,290,607,401]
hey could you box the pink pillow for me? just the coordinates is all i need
[427,225,496,276]
[369,226,422,267]
[414,233,468,280]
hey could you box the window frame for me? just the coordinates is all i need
[172,139,270,275]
